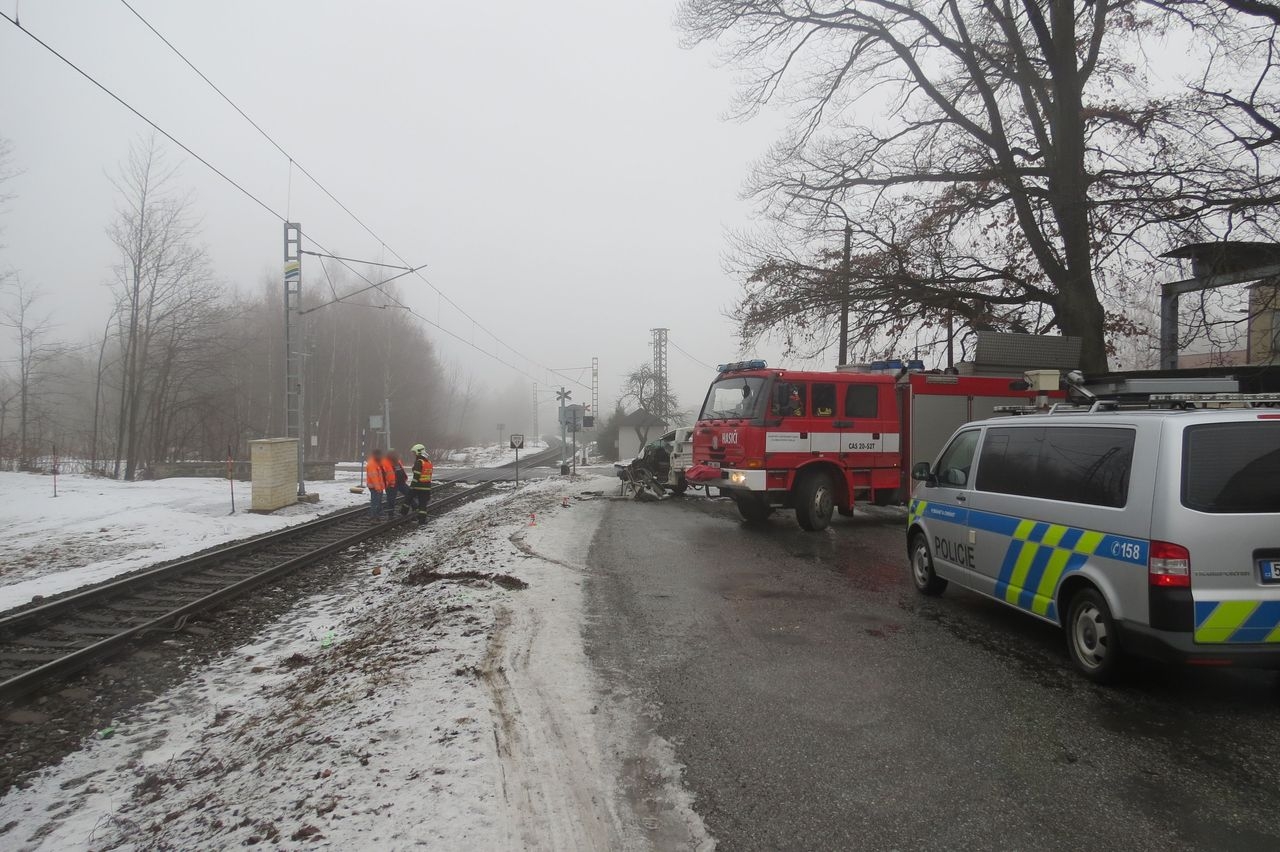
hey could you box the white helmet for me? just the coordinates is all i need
[411,443,426,455]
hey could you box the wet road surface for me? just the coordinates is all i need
[585,496,1280,851]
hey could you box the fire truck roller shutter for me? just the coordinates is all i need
[911,395,970,470]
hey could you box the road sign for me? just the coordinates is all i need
[510,434,525,449]
[369,415,384,429]
[559,404,586,428]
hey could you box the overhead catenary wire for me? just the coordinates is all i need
[112,0,590,392]
[1,10,283,225]
[669,337,716,371]
[2,7,588,391]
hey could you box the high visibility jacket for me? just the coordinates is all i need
[380,457,396,491]
[366,457,388,491]
[411,456,434,489]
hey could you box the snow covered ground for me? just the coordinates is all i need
[438,440,550,469]
[0,470,366,614]
[0,476,711,850]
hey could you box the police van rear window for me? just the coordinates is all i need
[1183,422,1280,514]
[975,426,1134,508]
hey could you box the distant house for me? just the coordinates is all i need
[617,409,669,461]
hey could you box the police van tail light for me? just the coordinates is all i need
[1149,541,1191,588]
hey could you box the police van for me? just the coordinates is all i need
[907,394,1280,681]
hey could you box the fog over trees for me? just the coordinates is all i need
[0,136,535,474]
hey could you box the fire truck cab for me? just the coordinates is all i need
[691,359,1058,530]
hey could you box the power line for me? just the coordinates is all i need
[113,0,589,392]
[669,337,715,370]
[2,8,589,391]
[1,10,283,225]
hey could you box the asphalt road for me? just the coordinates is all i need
[585,495,1280,851]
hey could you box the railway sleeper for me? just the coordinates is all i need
[5,637,82,649]
[53,624,142,638]
[0,650,67,664]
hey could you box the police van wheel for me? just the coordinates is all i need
[909,533,947,596]
[1066,588,1122,683]
[795,472,835,531]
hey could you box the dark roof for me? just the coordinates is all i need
[1162,241,1280,277]
[618,409,667,427]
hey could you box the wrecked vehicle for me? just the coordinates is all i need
[615,427,698,500]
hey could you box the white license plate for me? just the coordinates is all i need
[706,461,721,468]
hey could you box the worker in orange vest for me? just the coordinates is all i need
[407,443,434,525]
[366,448,390,521]
[380,451,398,519]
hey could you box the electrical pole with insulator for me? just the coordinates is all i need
[284,222,305,497]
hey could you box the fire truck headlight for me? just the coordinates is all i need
[729,471,747,485]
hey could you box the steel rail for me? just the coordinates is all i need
[0,481,496,702]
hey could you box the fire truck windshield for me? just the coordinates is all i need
[699,376,767,421]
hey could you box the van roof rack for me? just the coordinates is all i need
[994,392,1280,416]
[1147,392,1280,408]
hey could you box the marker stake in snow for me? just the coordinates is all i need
[529,513,536,526]
[226,443,236,515]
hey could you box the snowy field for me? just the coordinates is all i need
[0,470,366,614]
[0,476,711,850]
[437,439,550,469]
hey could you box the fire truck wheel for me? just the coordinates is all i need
[671,473,689,496]
[909,533,948,596]
[794,471,835,531]
[734,493,772,524]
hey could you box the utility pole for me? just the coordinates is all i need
[532,383,539,442]
[284,222,305,497]
[384,397,391,451]
[556,387,571,472]
[839,222,852,366]
[650,328,669,420]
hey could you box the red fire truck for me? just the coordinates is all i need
[688,359,1063,530]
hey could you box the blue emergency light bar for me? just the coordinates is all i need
[716,359,768,373]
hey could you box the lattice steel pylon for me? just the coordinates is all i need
[591,357,599,428]
[284,223,305,497]
[650,328,669,420]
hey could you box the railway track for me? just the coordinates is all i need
[0,480,499,703]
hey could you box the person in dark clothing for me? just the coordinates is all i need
[388,450,410,516]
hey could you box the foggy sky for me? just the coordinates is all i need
[0,0,792,424]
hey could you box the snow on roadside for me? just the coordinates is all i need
[0,475,711,851]
[0,471,366,614]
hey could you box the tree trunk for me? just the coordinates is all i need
[1045,0,1109,373]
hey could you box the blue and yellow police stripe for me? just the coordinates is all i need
[1194,601,1280,644]
[908,500,1147,624]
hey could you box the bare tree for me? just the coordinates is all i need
[681,1,1280,370]
[0,277,62,469]
[618,362,683,420]
[107,136,219,479]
